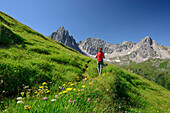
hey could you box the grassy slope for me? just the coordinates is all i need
[0,11,170,112]
[121,59,170,90]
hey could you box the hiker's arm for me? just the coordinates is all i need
[103,54,105,58]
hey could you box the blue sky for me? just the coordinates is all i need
[1,0,170,46]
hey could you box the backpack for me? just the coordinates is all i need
[97,52,104,61]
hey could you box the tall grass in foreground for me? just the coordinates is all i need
[2,67,170,112]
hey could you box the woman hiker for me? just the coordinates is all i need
[95,48,105,76]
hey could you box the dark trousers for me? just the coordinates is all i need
[97,60,103,75]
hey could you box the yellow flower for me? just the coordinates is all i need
[157,111,159,112]
[63,84,66,86]
[2,57,5,59]
[106,89,109,91]
[28,106,31,110]
[34,91,37,94]
[66,88,72,91]
[59,92,62,95]
[39,86,44,89]
[70,83,74,86]
[42,82,47,85]
[68,82,72,84]
[82,85,85,88]
[24,105,31,110]
[46,90,50,93]
[78,82,80,83]
[74,82,77,84]
[73,88,76,91]
[89,82,92,85]
[63,91,67,93]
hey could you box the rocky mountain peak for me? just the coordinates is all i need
[49,27,170,63]
[140,36,153,45]
[79,37,115,55]
[121,41,128,45]
[49,26,84,54]
[56,26,65,31]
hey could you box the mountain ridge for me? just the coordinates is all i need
[49,27,170,63]
[79,36,170,63]
[49,26,85,55]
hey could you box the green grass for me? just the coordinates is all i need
[0,10,93,98]
[160,61,169,69]
[2,66,170,112]
[0,11,170,113]
[121,58,170,90]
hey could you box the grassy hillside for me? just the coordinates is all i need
[0,11,170,113]
[121,59,170,90]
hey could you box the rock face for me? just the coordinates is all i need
[114,41,136,52]
[130,36,157,59]
[49,26,84,54]
[79,36,170,63]
[78,37,116,55]
[79,37,136,55]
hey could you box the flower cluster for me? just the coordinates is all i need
[16,74,111,111]
[34,82,50,97]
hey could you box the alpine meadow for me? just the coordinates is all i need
[0,11,170,113]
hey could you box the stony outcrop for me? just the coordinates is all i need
[79,36,170,63]
[78,37,116,55]
[115,41,136,52]
[79,37,136,55]
[49,26,84,54]
[129,36,157,59]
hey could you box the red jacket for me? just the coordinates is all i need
[96,52,104,61]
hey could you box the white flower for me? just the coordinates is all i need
[17,101,23,104]
[51,99,56,102]
[1,80,3,84]
[17,97,22,100]
[24,86,29,89]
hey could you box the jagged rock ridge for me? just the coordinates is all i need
[49,26,170,63]
[49,26,84,54]
[79,37,116,55]
[79,36,170,63]
[78,37,136,55]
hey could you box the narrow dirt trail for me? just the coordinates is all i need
[81,60,92,78]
